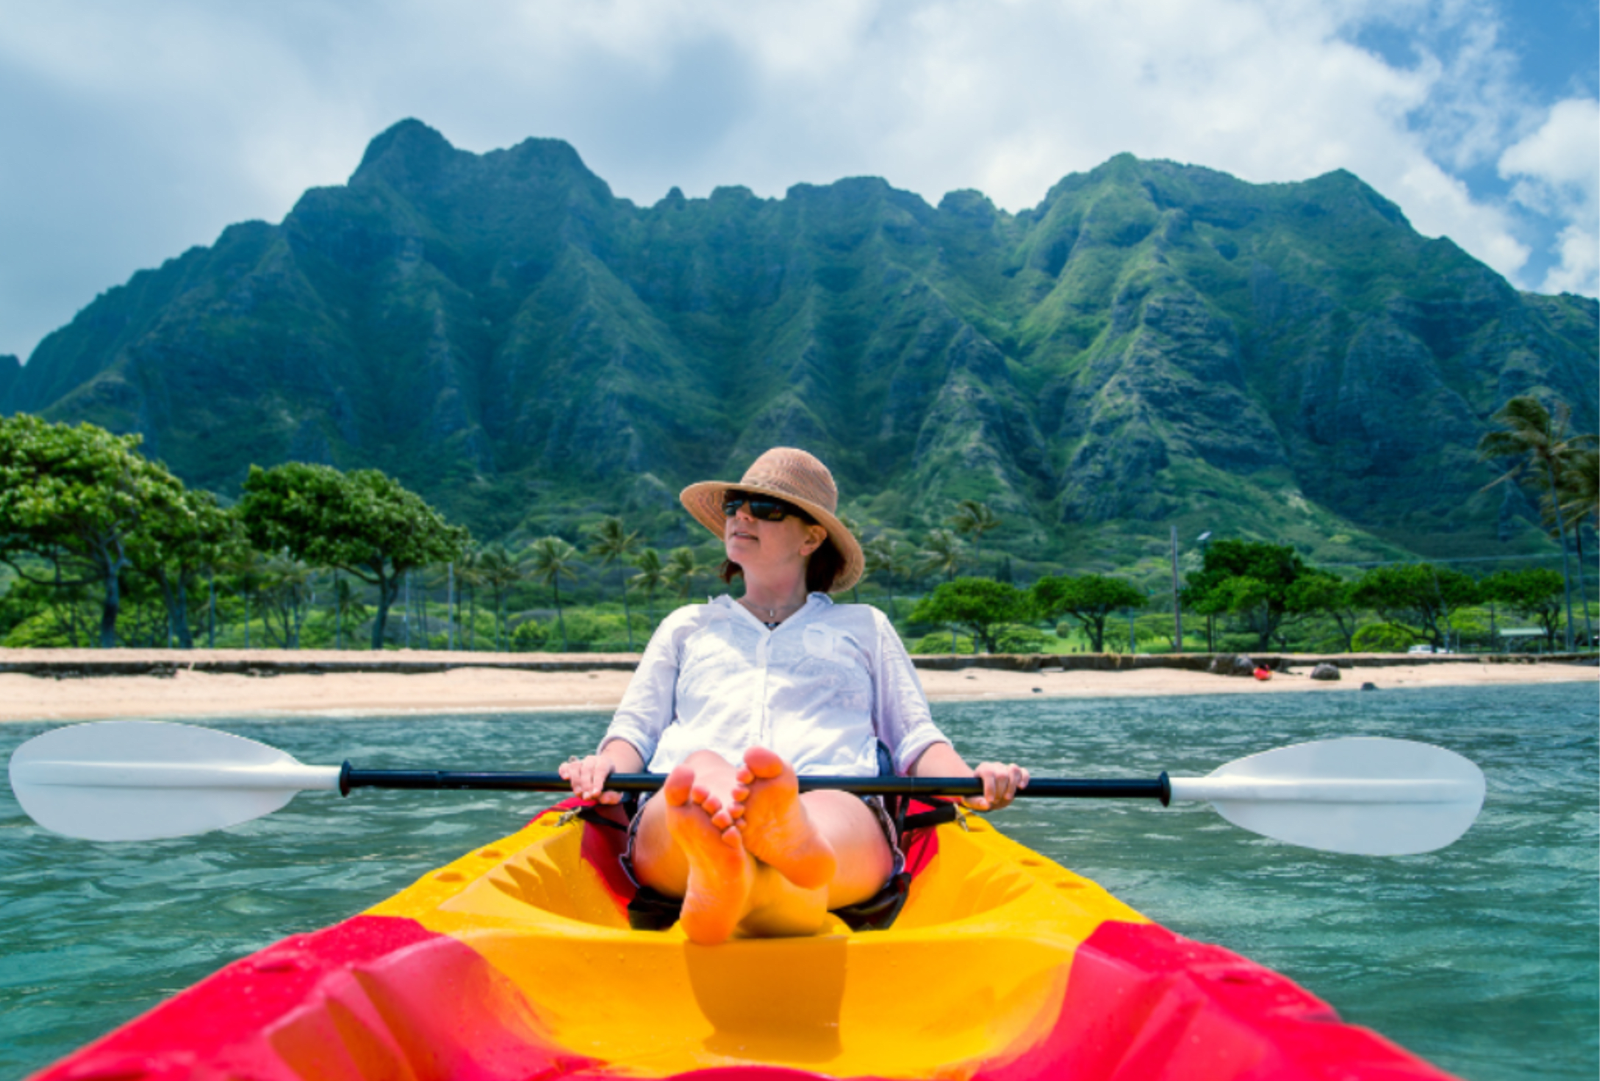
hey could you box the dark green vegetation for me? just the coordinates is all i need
[0,416,1587,652]
[238,463,469,648]
[2,120,1595,573]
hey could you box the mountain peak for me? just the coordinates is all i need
[352,118,461,188]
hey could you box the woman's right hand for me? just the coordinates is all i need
[559,755,620,804]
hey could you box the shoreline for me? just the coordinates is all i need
[0,648,1592,723]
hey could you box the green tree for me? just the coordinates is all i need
[918,528,966,583]
[454,545,486,650]
[0,415,189,648]
[1285,571,1363,652]
[1179,539,1310,650]
[910,577,1029,653]
[586,515,642,650]
[947,500,1001,574]
[1562,447,1599,534]
[257,554,315,649]
[664,546,708,600]
[630,548,667,628]
[862,535,914,621]
[1479,396,1596,649]
[527,536,580,652]
[1350,564,1479,650]
[1031,574,1145,652]
[237,463,469,650]
[476,543,525,651]
[138,489,243,649]
[330,574,369,651]
[1351,622,1423,652]
[1480,567,1567,651]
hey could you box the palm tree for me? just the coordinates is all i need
[664,546,707,601]
[477,543,526,652]
[586,515,642,650]
[455,545,485,651]
[947,500,1002,574]
[1562,447,1599,533]
[1479,396,1596,649]
[260,554,313,649]
[919,528,966,584]
[331,574,368,651]
[862,535,912,620]
[630,548,667,629]
[918,528,970,651]
[1561,446,1600,646]
[527,536,580,651]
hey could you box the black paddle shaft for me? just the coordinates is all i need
[338,764,1172,805]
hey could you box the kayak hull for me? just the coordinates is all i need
[32,807,1459,1080]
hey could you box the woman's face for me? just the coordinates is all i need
[724,499,827,584]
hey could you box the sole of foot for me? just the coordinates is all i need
[664,764,752,945]
[735,747,836,891]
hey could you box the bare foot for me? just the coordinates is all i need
[662,763,753,945]
[733,747,837,890]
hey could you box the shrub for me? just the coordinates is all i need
[512,620,548,651]
[995,623,1048,653]
[910,631,975,654]
[1351,622,1422,652]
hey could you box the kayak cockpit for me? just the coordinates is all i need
[362,808,1142,1075]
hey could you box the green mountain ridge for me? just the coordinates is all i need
[3,119,1595,569]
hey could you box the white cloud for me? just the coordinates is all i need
[0,0,1594,358]
[1499,97,1600,294]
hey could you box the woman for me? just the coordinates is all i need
[561,447,1028,944]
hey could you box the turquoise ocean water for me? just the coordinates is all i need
[1,682,1595,1080]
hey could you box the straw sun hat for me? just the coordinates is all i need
[680,447,864,593]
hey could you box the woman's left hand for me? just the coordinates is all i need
[964,762,1030,812]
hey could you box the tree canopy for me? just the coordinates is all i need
[1179,539,1309,650]
[1031,573,1144,652]
[1480,567,1567,650]
[1350,563,1478,649]
[0,415,190,647]
[910,577,1029,653]
[238,463,469,649]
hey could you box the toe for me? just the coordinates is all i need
[743,746,786,779]
[662,766,695,806]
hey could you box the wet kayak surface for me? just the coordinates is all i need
[1,681,1595,1081]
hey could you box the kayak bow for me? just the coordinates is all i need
[29,802,1462,1080]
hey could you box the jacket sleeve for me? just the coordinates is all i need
[600,608,693,765]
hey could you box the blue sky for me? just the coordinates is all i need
[1,0,1595,362]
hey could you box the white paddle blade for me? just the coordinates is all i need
[8,721,340,842]
[1168,737,1485,856]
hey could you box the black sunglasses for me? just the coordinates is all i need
[722,491,813,523]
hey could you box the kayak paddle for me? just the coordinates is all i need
[8,721,1484,855]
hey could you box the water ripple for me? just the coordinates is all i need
[0,684,1594,1081]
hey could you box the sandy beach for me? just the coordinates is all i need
[0,649,1592,722]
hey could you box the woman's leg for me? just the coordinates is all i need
[630,750,755,944]
[735,747,894,908]
[629,747,895,942]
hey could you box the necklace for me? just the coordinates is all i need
[740,596,803,629]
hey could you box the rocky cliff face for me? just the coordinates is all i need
[7,120,1595,561]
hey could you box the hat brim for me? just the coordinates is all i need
[680,480,865,594]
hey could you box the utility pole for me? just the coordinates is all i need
[1197,531,1213,652]
[1171,526,1183,652]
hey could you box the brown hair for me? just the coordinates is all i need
[719,538,846,595]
